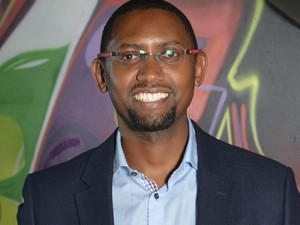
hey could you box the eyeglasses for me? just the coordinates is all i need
[97,49,203,67]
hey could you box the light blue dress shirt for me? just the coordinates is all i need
[112,118,198,225]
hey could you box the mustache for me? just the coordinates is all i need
[130,82,173,91]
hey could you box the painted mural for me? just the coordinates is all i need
[0,0,299,224]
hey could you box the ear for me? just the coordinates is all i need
[194,51,208,87]
[91,58,108,93]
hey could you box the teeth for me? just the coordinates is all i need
[134,93,169,102]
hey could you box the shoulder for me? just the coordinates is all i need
[27,129,117,187]
[192,122,300,209]
[25,147,95,194]
[192,120,291,179]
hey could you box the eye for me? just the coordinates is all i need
[158,49,181,64]
[160,49,179,58]
[118,52,141,61]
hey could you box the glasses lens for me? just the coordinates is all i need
[158,49,181,64]
[112,49,186,67]
[116,51,142,65]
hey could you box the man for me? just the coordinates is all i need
[17,0,300,224]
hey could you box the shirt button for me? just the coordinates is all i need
[154,193,159,199]
[131,171,137,176]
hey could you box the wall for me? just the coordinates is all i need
[0,0,299,224]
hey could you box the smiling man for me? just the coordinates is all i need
[17,1,300,224]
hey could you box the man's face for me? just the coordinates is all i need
[100,9,205,132]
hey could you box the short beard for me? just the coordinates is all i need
[127,106,176,132]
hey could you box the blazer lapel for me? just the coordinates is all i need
[75,131,117,225]
[193,122,235,225]
[74,123,235,225]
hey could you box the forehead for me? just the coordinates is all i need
[109,8,193,49]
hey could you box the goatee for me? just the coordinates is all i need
[127,106,176,132]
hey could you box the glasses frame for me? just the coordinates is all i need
[97,49,203,59]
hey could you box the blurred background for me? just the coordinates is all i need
[0,0,299,224]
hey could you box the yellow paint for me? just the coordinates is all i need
[226,0,265,155]
[0,0,16,28]
[216,108,233,145]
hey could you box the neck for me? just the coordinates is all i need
[119,117,190,187]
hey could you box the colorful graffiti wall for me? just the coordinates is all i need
[0,0,299,224]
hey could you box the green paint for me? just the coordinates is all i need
[0,115,24,180]
[0,45,68,224]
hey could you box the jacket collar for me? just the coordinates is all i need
[75,131,117,225]
[192,121,235,225]
[75,121,235,225]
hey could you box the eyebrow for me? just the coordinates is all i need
[115,40,186,51]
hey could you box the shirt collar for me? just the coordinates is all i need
[113,117,198,173]
[182,117,198,169]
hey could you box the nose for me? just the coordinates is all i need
[136,54,164,83]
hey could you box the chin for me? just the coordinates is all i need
[128,107,176,132]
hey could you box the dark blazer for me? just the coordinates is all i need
[18,122,300,225]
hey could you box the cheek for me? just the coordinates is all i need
[105,68,136,105]
[165,66,196,111]
[106,66,131,91]
[171,64,196,93]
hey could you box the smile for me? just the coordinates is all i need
[134,93,169,102]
